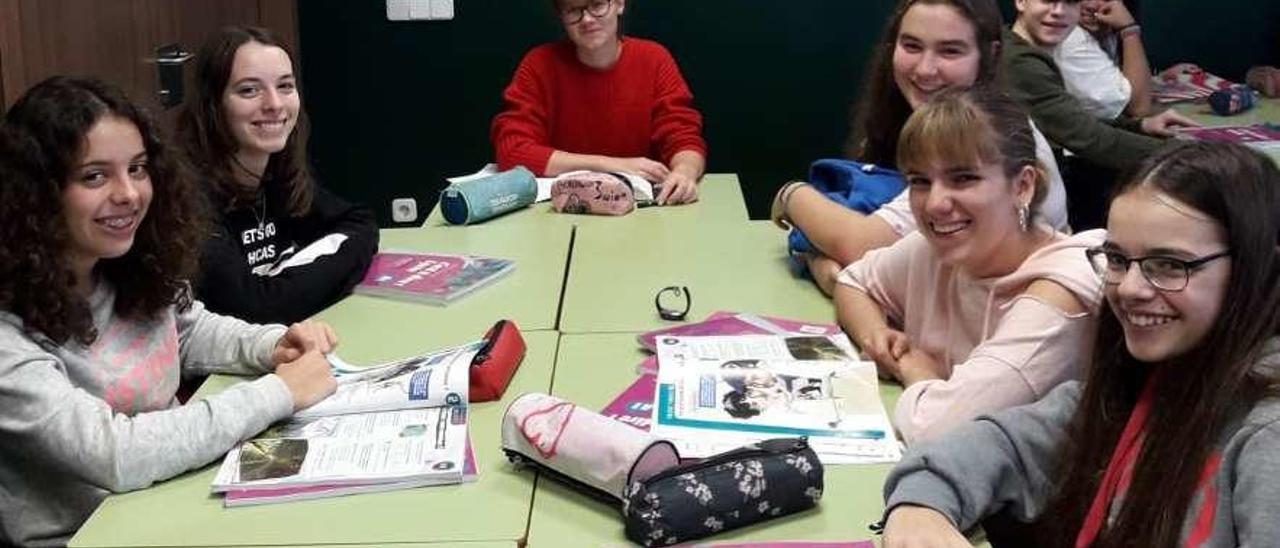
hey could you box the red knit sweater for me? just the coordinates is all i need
[491,37,707,176]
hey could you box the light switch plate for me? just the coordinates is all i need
[386,0,410,20]
[430,0,454,20]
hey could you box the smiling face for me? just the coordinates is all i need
[906,156,1035,276]
[1014,0,1081,47]
[61,116,153,281]
[222,41,299,169]
[560,0,624,55]
[893,3,983,110]
[1102,188,1232,363]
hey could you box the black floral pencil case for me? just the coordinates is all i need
[622,437,824,547]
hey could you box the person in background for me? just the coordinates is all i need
[1053,0,1154,119]
[771,0,1069,295]
[835,87,1103,444]
[490,0,707,205]
[178,26,379,325]
[1003,0,1197,229]
[880,140,1280,548]
[0,76,338,547]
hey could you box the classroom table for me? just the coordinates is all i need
[1178,96,1280,162]
[524,332,905,546]
[312,223,571,363]
[559,220,836,334]
[69,332,559,547]
[423,173,749,228]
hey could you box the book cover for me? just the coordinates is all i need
[356,250,514,306]
[1176,124,1280,150]
[600,374,657,431]
[222,434,479,507]
[637,311,842,353]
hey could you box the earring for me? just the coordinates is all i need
[1018,204,1029,232]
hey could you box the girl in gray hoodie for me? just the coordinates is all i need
[0,77,338,547]
[880,141,1280,547]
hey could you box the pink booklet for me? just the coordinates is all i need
[694,543,874,548]
[355,251,514,306]
[600,374,657,431]
[223,435,479,507]
[1176,124,1280,149]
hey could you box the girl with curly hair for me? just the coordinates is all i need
[0,76,338,547]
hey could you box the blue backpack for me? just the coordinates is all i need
[787,159,905,276]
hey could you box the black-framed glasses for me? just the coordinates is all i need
[560,0,612,24]
[1085,247,1231,292]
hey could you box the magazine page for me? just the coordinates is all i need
[636,311,840,352]
[299,342,476,419]
[222,433,479,506]
[212,406,468,492]
[651,335,901,464]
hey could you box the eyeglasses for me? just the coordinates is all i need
[560,0,612,24]
[1085,247,1231,292]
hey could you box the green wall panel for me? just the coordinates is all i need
[298,1,1276,225]
[297,0,894,224]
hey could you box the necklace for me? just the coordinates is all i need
[251,191,267,234]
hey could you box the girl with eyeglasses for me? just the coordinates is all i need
[880,141,1280,547]
[490,0,707,205]
[835,87,1103,444]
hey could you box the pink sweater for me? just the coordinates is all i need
[837,229,1105,443]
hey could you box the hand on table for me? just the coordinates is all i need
[275,349,338,411]
[1140,109,1199,137]
[605,157,670,183]
[657,170,699,205]
[272,320,338,365]
[896,348,949,387]
[882,505,971,548]
[860,326,910,380]
[1247,66,1280,98]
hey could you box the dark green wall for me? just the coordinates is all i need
[298,1,1277,225]
[296,0,895,225]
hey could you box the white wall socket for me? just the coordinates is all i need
[391,198,418,223]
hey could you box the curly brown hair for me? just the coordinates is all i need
[0,76,209,345]
[176,25,314,216]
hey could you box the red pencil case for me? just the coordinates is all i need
[470,319,526,402]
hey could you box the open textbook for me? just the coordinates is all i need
[651,335,902,464]
[210,343,478,504]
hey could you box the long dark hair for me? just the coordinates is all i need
[0,76,206,345]
[176,25,313,216]
[1041,141,1280,546]
[846,0,1004,166]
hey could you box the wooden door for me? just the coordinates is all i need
[0,0,297,111]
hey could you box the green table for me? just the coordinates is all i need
[560,221,835,333]
[70,331,560,547]
[1179,96,1280,162]
[423,173,748,228]
[312,224,571,363]
[525,333,904,546]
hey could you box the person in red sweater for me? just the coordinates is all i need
[491,0,707,205]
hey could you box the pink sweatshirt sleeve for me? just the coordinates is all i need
[491,52,557,175]
[893,294,1095,444]
[835,233,928,325]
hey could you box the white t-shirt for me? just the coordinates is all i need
[1053,26,1131,121]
